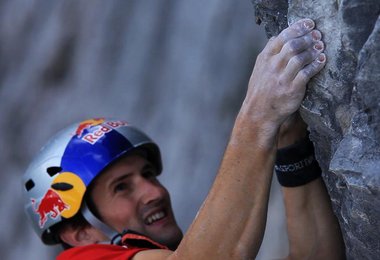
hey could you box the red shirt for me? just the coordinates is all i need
[57,232,168,260]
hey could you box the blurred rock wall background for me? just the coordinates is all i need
[0,1,289,259]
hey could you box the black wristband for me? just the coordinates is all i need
[275,134,321,187]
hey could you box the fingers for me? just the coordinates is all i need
[264,19,315,55]
[271,18,325,84]
[281,30,320,61]
[294,53,326,86]
[245,18,326,126]
[282,40,324,82]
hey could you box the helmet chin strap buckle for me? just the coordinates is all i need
[110,229,130,245]
[110,233,123,245]
[81,202,123,245]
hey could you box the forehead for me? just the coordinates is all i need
[93,154,148,184]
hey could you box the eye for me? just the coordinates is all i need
[114,182,130,193]
[142,168,158,180]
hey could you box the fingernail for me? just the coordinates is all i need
[312,30,321,41]
[317,53,326,63]
[314,42,324,51]
[304,19,315,30]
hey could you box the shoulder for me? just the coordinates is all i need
[56,244,148,260]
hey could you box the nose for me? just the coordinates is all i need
[137,176,166,205]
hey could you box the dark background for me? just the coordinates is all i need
[0,1,288,259]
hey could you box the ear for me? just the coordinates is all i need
[59,224,106,247]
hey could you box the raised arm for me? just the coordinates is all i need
[277,115,345,260]
[134,18,326,260]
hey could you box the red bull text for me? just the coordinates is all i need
[77,120,128,145]
[31,189,69,228]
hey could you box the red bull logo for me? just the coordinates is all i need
[75,118,105,137]
[31,189,69,228]
[76,119,128,145]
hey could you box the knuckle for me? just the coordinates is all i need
[301,66,312,77]
[264,37,276,49]
[287,25,304,37]
[270,58,283,72]
[287,41,298,54]
[262,41,278,56]
[299,66,317,82]
[301,50,314,63]
[303,32,314,45]
[275,31,288,47]
[300,70,310,82]
[291,55,304,68]
[278,75,288,87]
[291,49,318,69]
[257,50,270,62]
[285,38,304,54]
[278,29,288,41]
[311,59,323,69]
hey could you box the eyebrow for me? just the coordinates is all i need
[108,173,132,191]
[107,162,156,190]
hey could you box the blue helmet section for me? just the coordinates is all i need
[61,129,133,186]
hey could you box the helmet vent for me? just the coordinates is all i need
[25,179,35,191]
[47,166,62,177]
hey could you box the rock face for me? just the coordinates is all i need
[254,0,380,259]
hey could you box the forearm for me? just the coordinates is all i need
[174,114,278,259]
[283,178,345,260]
[140,18,327,260]
[173,17,328,259]
[278,117,345,259]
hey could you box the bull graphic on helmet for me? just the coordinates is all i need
[31,188,69,228]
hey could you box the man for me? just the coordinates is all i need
[23,19,345,259]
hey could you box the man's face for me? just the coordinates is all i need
[90,153,183,249]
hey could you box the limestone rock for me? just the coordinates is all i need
[253,0,380,259]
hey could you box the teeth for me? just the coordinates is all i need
[146,211,166,225]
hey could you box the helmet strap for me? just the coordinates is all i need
[81,202,125,245]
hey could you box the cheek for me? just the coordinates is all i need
[158,184,170,199]
[100,199,140,231]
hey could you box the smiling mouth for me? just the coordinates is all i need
[145,210,167,225]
